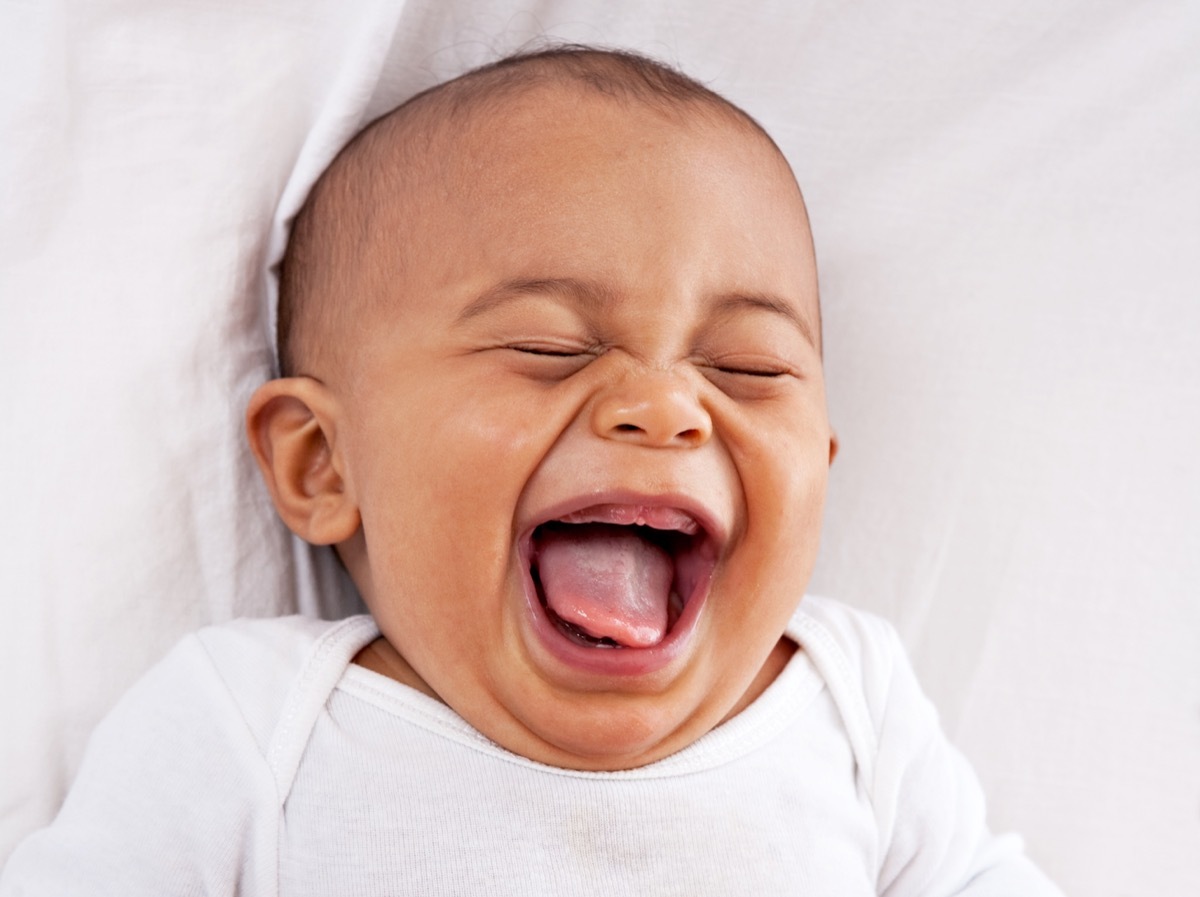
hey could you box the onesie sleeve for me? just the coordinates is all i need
[866,621,1064,897]
[0,634,279,897]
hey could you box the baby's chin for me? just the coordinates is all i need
[488,630,798,771]
[490,665,734,770]
[484,602,800,771]
[358,570,801,771]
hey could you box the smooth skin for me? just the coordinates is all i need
[247,84,836,771]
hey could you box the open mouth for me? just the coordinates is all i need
[523,502,721,661]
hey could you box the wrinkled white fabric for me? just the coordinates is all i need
[1,598,1060,896]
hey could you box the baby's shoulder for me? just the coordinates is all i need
[787,596,917,781]
[189,614,371,684]
[181,614,379,752]
[789,595,906,687]
[114,614,378,763]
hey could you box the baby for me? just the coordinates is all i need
[1,47,1062,895]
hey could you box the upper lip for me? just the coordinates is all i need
[519,491,729,551]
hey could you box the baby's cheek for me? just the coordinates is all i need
[716,402,830,577]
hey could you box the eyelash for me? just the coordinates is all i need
[710,365,787,378]
[510,345,589,358]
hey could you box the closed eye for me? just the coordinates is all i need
[498,342,600,381]
[509,344,590,358]
[714,365,788,378]
[700,355,797,378]
[696,355,800,398]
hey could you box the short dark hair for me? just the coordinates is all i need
[276,45,794,377]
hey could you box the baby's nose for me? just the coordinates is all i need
[590,370,712,448]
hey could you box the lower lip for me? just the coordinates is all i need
[516,540,709,678]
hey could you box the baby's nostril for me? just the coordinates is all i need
[614,423,642,433]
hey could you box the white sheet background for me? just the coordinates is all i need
[2,2,1197,893]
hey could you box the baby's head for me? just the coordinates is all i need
[248,47,836,770]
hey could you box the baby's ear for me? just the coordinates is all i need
[828,430,839,466]
[245,378,360,545]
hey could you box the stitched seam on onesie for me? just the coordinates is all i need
[791,612,880,790]
[265,615,380,800]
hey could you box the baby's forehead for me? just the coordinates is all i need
[347,96,799,281]
[279,52,811,377]
[370,102,814,335]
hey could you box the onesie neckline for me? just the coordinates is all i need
[333,612,826,779]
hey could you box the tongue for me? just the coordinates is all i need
[536,523,673,648]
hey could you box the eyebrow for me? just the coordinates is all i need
[456,276,817,348]
[709,292,818,349]
[456,278,620,322]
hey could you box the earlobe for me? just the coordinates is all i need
[245,378,361,546]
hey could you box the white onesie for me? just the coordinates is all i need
[0,596,1062,895]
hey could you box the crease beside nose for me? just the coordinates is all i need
[591,373,712,447]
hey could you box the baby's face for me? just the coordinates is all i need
[330,87,834,770]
